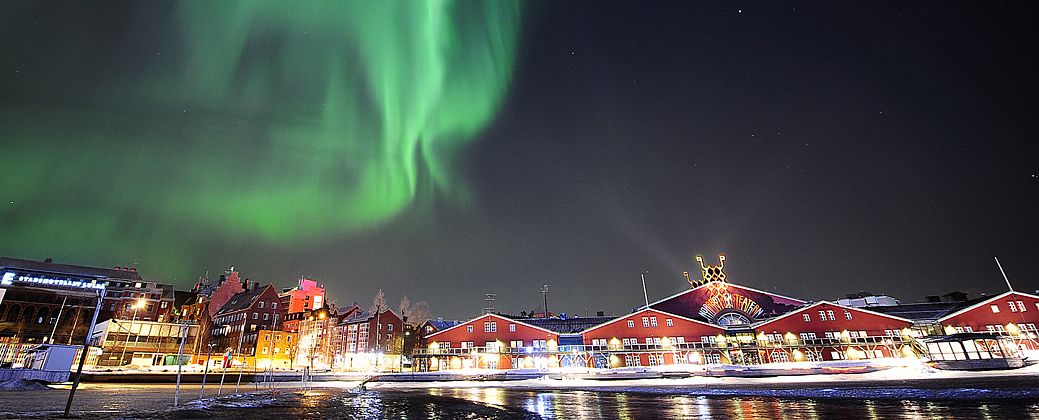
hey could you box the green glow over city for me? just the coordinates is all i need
[0,1,522,273]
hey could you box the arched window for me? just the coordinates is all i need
[22,306,36,323]
[3,304,21,322]
[37,307,50,324]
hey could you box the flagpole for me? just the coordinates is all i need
[995,257,1014,292]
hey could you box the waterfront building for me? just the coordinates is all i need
[210,282,285,365]
[417,256,1036,370]
[580,308,725,368]
[280,276,326,314]
[334,308,406,371]
[253,329,298,369]
[100,269,176,323]
[420,313,560,371]
[89,319,199,367]
[934,291,1039,348]
[293,306,338,369]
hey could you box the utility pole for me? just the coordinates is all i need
[63,288,105,418]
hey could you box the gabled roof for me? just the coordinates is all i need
[215,285,275,315]
[646,280,809,309]
[424,313,560,339]
[937,290,1039,323]
[424,319,462,331]
[509,315,615,334]
[751,300,915,330]
[580,307,724,335]
[339,308,400,325]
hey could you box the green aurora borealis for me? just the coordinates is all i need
[1,1,522,275]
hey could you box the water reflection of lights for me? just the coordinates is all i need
[671,395,696,418]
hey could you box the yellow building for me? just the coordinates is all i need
[252,329,298,369]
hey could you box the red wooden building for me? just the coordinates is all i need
[937,291,1039,350]
[751,301,914,362]
[580,308,724,367]
[421,313,559,370]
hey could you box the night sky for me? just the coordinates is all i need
[1,1,1037,319]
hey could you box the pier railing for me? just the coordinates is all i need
[413,336,909,357]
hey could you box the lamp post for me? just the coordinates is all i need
[200,342,214,400]
[118,298,147,365]
[399,330,410,372]
[63,288,105,418]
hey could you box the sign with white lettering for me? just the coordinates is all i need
[1,271,107,290]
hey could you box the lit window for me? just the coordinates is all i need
[253,312,258,319]
[272,303,277,309]
[388,324,393,332]
[844,311,853,320]
[1008,302,1017,313]
[263,313,269,320]
[991,305,1000,313]
[803,314,811,322]
[258,302,265,309]
[627,320,635,328]
[818,311,826,321]
[1016,301,1026,312]
[650,317,658,327]
[826,310,835,321]
[666,319,673,327]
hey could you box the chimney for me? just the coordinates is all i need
[253,282,260,291]
[218,274,226,285]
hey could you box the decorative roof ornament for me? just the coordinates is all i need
[695,254,727,287]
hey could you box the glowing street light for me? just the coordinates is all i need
[118,298,148,365]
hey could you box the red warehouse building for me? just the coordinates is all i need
[751,301,914,362]
[419,313,560,371]
[937,291,1039,350]
[580,308,725,368]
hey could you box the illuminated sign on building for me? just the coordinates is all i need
[1,271,107,290]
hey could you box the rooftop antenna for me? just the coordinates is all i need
[541,285,549,318]
[483,293,496,314]
[995,256,1014,292]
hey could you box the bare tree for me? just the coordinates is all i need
[409,301,430,325]
[398,296,411,320]
[369,289,386,315]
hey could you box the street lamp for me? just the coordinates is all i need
[118,298,147,365]
[399,330,411,372]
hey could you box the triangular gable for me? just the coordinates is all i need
[423,313,559,340]
[752,300,915,330]
[580,307,723,335]
[937,290,1039,323]
[647,281,808,308]
[648,280,808,322]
